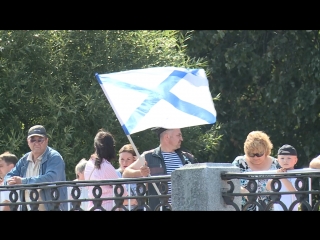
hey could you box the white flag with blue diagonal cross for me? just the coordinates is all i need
[95,67,217,135]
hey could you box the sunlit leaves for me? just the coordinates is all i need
[183,30,320,167]
[0,30,209,179]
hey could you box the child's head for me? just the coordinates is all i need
[277,144,298,170]
[0,151,18,179]
[118,144,136,172]
[75,158,88,180]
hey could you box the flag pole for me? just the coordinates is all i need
[126,134,141,158]
[126,134,161,195]
[95,73,161,195]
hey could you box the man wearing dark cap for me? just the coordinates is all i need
[266,144,299,210]
[122,127,195,210]
[3,125,68,211]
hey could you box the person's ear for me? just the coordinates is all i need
[8,163,15,170]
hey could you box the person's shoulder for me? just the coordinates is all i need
[142,148,158,163]
[181,150,194,157]
[21,152,29,158]
[233,155,245,163]
[180,150,195,162]
[311,155,320,161]
[15,153,28,165]
[18,152,29,161]
[269,156,279,163]
[270,156,278,162]
[143,149,155,156]
[86,158,95,165]
[47,147,63,158]
[101,158,110,165]
[232,155,247,169]
[269,156,280,169]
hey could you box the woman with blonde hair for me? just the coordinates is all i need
[232,130,280,211]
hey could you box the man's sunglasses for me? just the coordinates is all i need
[29,138,45,143]
[248,152,264,157]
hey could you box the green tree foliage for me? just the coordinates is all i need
[182,30,320,168]
[0,30,220,179]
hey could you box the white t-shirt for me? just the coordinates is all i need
[0,184,20,211]
[273,178,299,211]
[0,190,9,211]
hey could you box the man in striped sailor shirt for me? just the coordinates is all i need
[122,127,195,211]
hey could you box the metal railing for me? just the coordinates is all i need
[0,175,172,211]
[2,168,320,211]
[221,168,320,211]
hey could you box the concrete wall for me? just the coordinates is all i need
[171,163,241,211]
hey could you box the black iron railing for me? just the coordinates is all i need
[2,168,320,211]
[221,168,320,211]
[0,175,172,211]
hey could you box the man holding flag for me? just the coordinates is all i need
[122,127,195,210]
[95,66,217,210]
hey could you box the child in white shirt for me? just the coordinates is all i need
[0,152,18,211]
[266,144,299,211]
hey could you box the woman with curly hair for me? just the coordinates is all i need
[232,130,280,211]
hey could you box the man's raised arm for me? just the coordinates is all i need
[122,153,150,178]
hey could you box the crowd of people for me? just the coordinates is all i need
[0,125,195,211]
[0,125,319,211]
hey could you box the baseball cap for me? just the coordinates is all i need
[27,125,47,138]
[151,127,168,138]
[277,144,297,156]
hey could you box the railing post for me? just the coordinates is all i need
[171,163,241,210]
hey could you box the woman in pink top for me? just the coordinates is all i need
[84,129,128,211]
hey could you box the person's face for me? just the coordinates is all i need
[119,152,136,171]
[168,129,183,150]
[27,136,48,155]
[278,155,297,169]
[0,160,14,179]
[247,151,266,165]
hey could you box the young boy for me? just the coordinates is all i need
[67,158,89,210]
[266,144,299,211]
[0,152,18,211]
